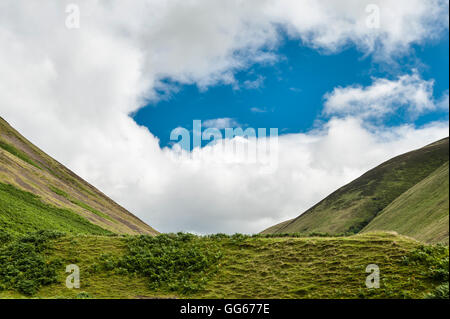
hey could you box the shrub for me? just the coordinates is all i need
[76,291,93,299]
[101,233,222,295]
[0,231,13,246]
[426,283,449,299]
[402,244,449,299]
[0,231,63,295]
[402,244,449,280]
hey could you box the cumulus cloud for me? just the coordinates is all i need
[323,73,444,119]
[268,0,449,59]
[0,1,449,233]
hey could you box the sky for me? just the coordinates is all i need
[0,0,449,234]
[134,36,449,147]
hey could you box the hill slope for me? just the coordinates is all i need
[262,138,449,242]
[0,116,158,236]
[363,162,449,244]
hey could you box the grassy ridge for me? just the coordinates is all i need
[363,162,449,244]
[263,138,449,241]
[0,232,447,299]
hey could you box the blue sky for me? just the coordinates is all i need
[134,32,449,148]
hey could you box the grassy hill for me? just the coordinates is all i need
[262,138,449,243]
[0,231,447,299]
[363,162,449,244]
[0,117,158,236]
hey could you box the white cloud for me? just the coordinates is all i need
[250,107,270,113]
[243,75,265,90]
[0,1,448,234]
[437,90,449,111]
[323,73,442,119]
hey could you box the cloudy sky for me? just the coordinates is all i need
[0,0,449,234]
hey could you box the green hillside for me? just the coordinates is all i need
[0,183,111,236]
[0,117,158,236]
[262,138,449,242]
[0,231,447,299]
[363,162,449,244]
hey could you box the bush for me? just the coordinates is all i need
[402,244,449,281]
[76,291,93,299]
[0,231,13,246]
[101,233,222,295]
[426,283,449,299]
[402,244,449,299]
[0,231,63,295]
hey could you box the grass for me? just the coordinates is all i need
[0,232,447,299]
[49,186,115,222]
[0,182,111,236]
[363,162,449,244]
[264,138,449,240]
[0,140,41,170]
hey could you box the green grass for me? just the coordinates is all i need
[363,162,449,244]
[0,140,41,170]
[0,232,447,299]
[49,186,115,222]
[0,182,111,236]
[263,138,449,240]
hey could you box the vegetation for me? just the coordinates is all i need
[263,138,449,244]
[0,140,41,169]
[401,244,449,299]
[0,232,447,299]
[49,186,114,222]
[0,182,112,236]
[99,233,222,294]
[363,162,449,244]
[0,231,63,295]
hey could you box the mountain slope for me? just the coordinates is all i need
[262,138,449,241]
[362,162,449,244]
[0,116,158,235]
